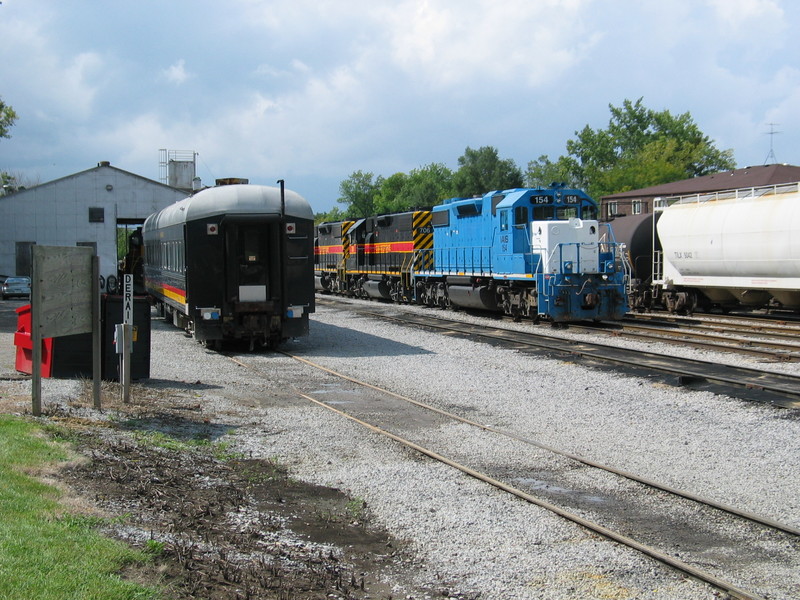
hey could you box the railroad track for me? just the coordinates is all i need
[317,297,800,408]
[579,313,800,362]
[225,349,800,600]
[632,309,800,329]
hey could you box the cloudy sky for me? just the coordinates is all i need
[1,0,798,213]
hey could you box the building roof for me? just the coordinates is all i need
[601,164,800,201]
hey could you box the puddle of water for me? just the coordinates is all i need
[514,477,607,505]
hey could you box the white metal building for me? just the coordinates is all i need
[0,161,189,290]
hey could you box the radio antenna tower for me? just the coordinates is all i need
[763,122,781,164]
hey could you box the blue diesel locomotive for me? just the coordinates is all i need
[316,186,628,323]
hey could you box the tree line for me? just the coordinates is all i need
[321,98,736,222]
[0,96,19,190]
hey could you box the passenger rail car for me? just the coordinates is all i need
[316,186,628,322]
[143,183,315,348]
[612,182,800,314]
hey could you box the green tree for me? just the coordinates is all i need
[315,206,346,225]
[0,96,17,139]
[374,163,455,214]
[452,146,523,198]
[525,154,582,188]
[532,98,736,198]
[373,172,409,214]
[398,162,455,208]
[336,170,380,218]
[1,170,39,192]
[1,97,19,190]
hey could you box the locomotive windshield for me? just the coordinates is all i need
[556,206,579,220]
[533,203,597,221]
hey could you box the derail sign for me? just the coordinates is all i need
[32,246,94,338]
[124,274,133,325]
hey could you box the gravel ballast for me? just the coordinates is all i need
[1,300,798,599]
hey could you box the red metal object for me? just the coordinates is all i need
[13,304,54,377]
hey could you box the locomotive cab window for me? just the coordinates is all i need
[533,206,554,220]
[500,210,509,231]
[514,206,528,227]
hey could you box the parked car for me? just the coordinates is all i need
[2,276,31,300]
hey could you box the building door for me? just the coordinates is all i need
[15,241,35,276]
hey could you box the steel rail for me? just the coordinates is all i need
[291,385,768,600]
[283,351,800,538]
[226,343,796,599]
[325,301,800,407]
[629,310,800,330]
[622,314,800,339]
[571,322,800,361]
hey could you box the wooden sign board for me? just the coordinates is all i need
[32,246,94,338]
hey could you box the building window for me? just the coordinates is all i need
[632,200,642,215]
[606,202,618,218]
[88,207,105,223]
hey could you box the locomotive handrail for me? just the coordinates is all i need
[619,244,635,294]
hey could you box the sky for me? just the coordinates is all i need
[1,0,798,214]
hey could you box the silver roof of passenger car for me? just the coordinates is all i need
[144,184,313,231]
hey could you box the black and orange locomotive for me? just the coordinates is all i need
[315,210,433,303]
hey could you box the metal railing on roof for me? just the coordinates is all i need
[655,181,799,209]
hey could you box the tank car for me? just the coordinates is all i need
[315,210,433,302]
[415,187,628,322]
[614,182,800,313]
[606,212,662,311]
[143,182,315,348]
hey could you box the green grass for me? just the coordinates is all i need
[132,429,244,460]
[0,416,161,600]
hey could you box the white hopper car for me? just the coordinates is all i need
[614,182,800,313]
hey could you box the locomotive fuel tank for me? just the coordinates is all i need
[362,277,392,300]
[446,280,499,311]
[657,187,800,308]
